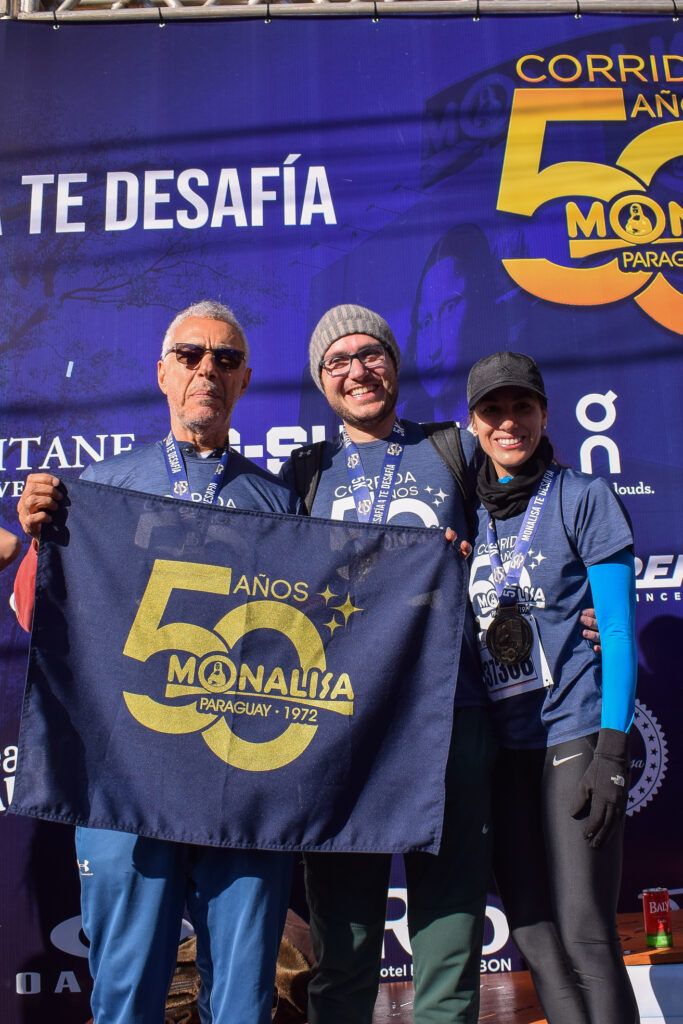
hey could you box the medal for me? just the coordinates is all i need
[486,605,534,665]
[483,463,560,666]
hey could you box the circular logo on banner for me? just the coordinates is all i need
[121,560,359,773]
[627,700,668,815]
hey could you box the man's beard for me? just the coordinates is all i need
[175,401,229,442]
[328,386,398,433]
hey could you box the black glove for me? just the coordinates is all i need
[569,728,629,848]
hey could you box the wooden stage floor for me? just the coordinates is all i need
[372,911,682,1023]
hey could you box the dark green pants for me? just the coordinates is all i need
[304,706,495,1024]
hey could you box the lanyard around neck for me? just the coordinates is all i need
[163,433,230,504]
[342,420,406,525]
[486,463,559,607]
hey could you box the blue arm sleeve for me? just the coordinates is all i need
[586,549,637,733]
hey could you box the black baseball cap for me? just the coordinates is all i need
[467,351,547,410]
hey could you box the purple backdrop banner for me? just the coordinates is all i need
[1,13,681,1021]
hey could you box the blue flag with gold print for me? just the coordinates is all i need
[12,478,468,853]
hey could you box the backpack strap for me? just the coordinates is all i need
[421,421,477,538]
[421,421,468,499]
[289,441,326,515]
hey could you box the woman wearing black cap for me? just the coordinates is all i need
[466,352,639,1024]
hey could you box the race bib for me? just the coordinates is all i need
[478,615,553,702]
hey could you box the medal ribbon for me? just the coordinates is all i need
[342,421,406,524]
[486,463,559,607]
[163,433,230,504]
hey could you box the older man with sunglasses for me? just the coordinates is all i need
[15,301,299,1024]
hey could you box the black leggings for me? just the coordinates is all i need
[492,735,639,1024]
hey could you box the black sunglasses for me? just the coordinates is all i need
[166,343,247,371]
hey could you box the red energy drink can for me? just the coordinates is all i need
[642,888,673,949]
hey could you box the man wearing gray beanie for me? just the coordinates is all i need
[282,303,494,1024]
[308,303,402,393]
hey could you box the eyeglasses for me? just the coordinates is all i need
[320,343,387,378]
[165,343,247,371]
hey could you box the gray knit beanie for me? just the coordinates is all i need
[309,304,401,392]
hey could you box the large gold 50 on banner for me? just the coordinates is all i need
[122,560,353,772]
[498,87,683,334]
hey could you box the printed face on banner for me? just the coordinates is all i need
[399,222,502,426]
[321,333,399,439]
[415,258,466,403]
[472,387,547,478]
[157,318,251,449]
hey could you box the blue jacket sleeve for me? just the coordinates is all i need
[586,549,637,733]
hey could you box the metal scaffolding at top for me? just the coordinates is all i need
[2,0,681,24]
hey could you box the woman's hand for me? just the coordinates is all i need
[569,728,629,847]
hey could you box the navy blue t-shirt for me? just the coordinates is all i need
[81,439,300,514]
[468,468,633,748]
[286,420,484,708]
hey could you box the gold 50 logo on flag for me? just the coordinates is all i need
[498,87,683,334]
[121,560,358,772]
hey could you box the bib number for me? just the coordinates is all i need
[478,615,553,702]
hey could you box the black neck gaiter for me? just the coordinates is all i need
[476,435,554,520]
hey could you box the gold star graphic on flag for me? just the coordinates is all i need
[332,594,363,625]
